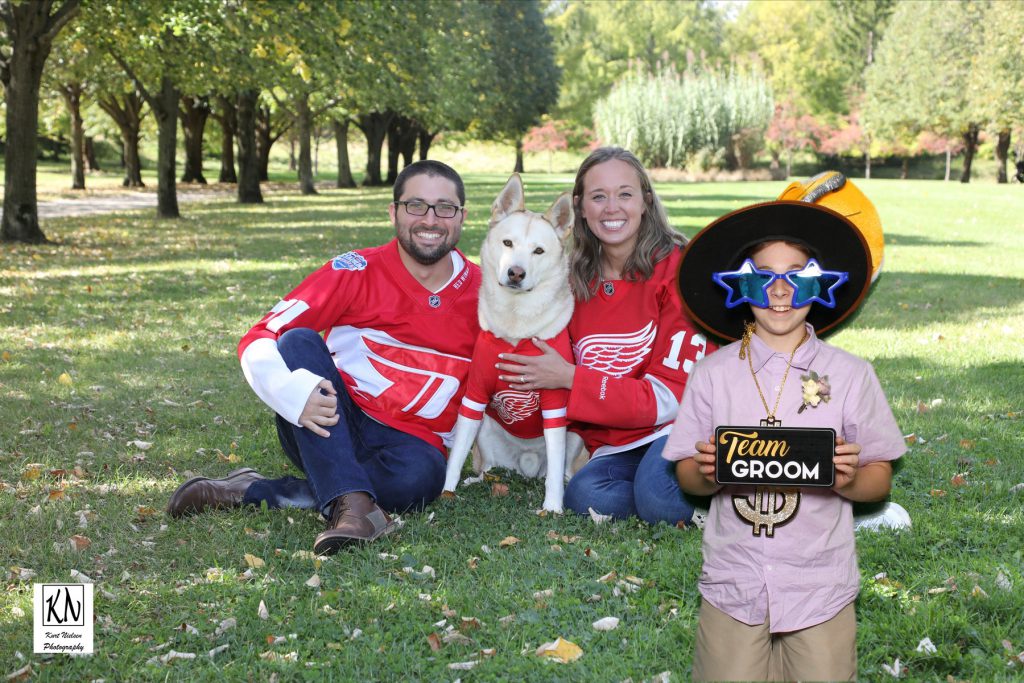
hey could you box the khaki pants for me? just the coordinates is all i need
[692,599,856,681]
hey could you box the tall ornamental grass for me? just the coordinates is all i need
[595,65,773,169]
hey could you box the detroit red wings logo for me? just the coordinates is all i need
[326,327,468,423]
[491,390,540,424]
[573,321,657,377]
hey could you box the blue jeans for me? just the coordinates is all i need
[242,328,446,515]
[563,436,695,525]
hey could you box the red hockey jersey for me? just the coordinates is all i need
[458,329,573,439]
[567,246,715,457]
[238,239,481,452]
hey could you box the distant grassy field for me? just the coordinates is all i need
[1,171,1022,681]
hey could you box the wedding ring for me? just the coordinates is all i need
[520,374,528,383]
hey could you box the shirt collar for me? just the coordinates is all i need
[746,323,821,373]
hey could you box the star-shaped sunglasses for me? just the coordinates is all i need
[712,258,849,309]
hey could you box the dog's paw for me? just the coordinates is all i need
[439,490,457,500]
[541,498,564,515]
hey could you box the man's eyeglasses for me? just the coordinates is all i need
[395,200,463,219]
[712,258,849,309]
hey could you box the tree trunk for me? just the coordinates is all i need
[60,83,86,189]
[179,95,209,184]
[356,111,392,186]
[1,0,81,243]
[385,116,406,185]
[84,136,100,171]
[256,105,272,181]
[419,129,436,160]
[513,137,524,173]
[98,92,145,187]
[995,128,1010,184]
[945,147,951,182]
[216,95,237,183]
[152,75,180,218]
[864,152,871,180]
[332,118,355,188]
[400,123,417,167]
[960,122,979,184]
[235,89,263,204]
[296,92,316,195]
[900,156,909,180]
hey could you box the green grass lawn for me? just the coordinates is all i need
[1,174,1023,681]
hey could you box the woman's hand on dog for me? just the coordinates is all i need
[299,379,340,437]
[496,338,575,391]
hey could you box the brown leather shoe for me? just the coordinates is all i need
[313,492,395,555]
[166,468,266,518]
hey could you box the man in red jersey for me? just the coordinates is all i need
[167,161,481,554]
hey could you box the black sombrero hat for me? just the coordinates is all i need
[677,200,872,342]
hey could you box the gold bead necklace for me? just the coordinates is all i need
[740,322,808,426]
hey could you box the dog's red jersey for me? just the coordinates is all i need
[567,247,715,458]
[458,329,572,439]
[239,239,481,452]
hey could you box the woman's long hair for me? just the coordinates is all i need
[569,147,687,300]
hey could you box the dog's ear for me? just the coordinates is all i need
[543,192,574,241]
[492,173,525,222]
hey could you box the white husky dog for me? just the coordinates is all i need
[443,174,582,512]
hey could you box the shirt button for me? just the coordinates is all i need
[773,386,781,392]
[766,565,773,571]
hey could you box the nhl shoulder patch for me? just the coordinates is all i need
[332,252,368,271]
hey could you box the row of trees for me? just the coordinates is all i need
[545,0,1023,184]
[1,0,560,243]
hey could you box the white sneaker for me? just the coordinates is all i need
[854,502,912,532]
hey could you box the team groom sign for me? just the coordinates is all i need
[715,426,835,487]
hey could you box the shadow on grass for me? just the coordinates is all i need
[885,232,987,247]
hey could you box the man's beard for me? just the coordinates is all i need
[397,226,458,265]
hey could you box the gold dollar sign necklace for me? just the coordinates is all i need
[738,322,808,427]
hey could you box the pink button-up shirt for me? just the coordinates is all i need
[663,325,905,633]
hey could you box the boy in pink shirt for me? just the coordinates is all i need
[663,174,905,681]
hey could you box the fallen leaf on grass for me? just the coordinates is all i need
[950,473,968,487]
[597,571,618,583]
[47,488,66,502]
[244,553,265,569]
[175,623,200,636]
[58,372,73,386]
[459,616,483,631]
[970,584,988,599]
[499,614,516,625]
[959,439,974,450]
[499,536,520,548]
[592,617,620,631]
[1010,483,1024,495]
[266,635,287,646]
[588,507,612,524]
[881,658,904,677]
[535,637,583,663]
[208,644,229,658]
[68,535,91,552]
[128,440,153,450]
[491,483,509,497]
[158,650,196,665]
[533,589,554,600]
[5,664,33,681]
[916,637,937,654]
[426,633,442,652]
[448,660,479,671]
[258,600,269,620]
[995,571,1012,592]
[214,618,236,636]
[546,530,580,544]
[903,433,917,445]
[929,489,946,498]
[69,569,93,583]
[21,464,44,481]
[467,556,479,570]
[443,632,474,646]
